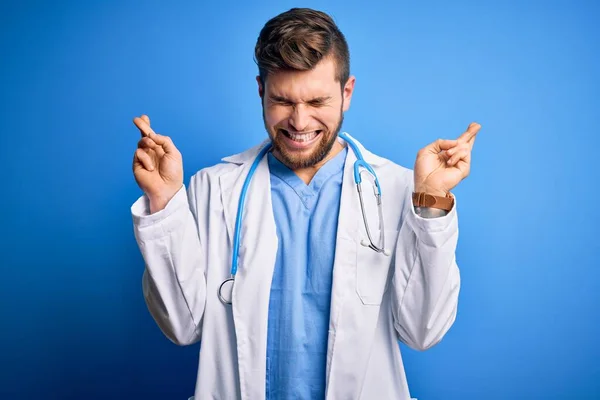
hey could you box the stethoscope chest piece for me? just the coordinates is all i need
[218,277,234,305]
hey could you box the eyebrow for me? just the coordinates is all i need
[269,95,332,104]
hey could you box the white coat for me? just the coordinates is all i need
[131,133,461,400]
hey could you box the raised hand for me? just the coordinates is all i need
[413,122,481,197]
[132,115,184,213]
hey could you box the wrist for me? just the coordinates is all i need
[148,186,181,214]
[149,198,169,214]
[414,184,448,198]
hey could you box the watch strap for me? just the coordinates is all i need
[412,191,455,211]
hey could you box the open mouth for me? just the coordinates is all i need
[280,129,322,143]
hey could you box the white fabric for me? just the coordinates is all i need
[132,133,460,400]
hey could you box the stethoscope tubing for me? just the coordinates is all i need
[219,133,386,305]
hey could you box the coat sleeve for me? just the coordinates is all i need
[131,172,208,346]
[390,176,461,351]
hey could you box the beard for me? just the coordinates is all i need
[263,106,344,170]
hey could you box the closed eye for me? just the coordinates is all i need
[269,95,331,107]
[307,97,331,107]
[269,96,293,106]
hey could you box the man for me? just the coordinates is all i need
[131,7,480,400]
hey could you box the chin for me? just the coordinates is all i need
[271,127,337,169]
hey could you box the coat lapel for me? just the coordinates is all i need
[325,133,393,399]
[219,141,278,400]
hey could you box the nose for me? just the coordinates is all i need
[288,104,310,132]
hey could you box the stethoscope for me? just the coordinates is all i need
[218,132,388,305]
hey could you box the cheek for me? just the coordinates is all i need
[264,106,289,127]
[318,109,341,129]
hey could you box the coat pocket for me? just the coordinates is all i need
[355,229,400,306]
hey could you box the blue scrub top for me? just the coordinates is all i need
[265,146,348,399]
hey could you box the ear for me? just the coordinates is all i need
[256,75,264,98]
[342,75,356,112]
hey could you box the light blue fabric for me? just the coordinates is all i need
[265,146,348,399]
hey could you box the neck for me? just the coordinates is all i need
[292,140,345,185]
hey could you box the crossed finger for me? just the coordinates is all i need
[134,117,165,157]
[133,115,155,138]
[445,122,481,166]
[132,115,178,155]
[458,122,481,145]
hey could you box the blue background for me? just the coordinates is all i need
[1,0,598,399]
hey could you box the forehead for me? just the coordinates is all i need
[265,57,339,99]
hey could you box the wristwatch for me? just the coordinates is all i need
[412,191,455,211]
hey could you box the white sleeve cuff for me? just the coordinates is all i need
[405,194,458,247]
[130,185,187,229]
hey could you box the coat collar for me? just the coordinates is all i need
[220,132,387,167]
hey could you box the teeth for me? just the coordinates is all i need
[288,131,318,142]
